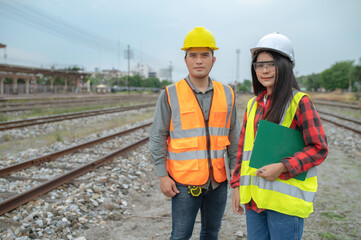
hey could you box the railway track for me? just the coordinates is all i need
[0,103,155,131]
[0,122,152,215]
[318,110,361,135]
[0,95,158,113]
[314,99,360,110]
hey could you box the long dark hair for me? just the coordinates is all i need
[251,50,300,124]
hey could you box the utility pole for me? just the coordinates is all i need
[169,61,173,82]
[124,45,133,93]
[117,40,120,86]
[235,49,241,94]
[127,45,130,93]
[236,49,241,83]
[348,63,352,92]
[98,44,102,70]
[1,43,7,64]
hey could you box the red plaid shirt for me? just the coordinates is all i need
[230,90,328,212]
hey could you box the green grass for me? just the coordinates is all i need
[54,131,63,142]
[3,134,12,142]
[321,211,347,221]
[319,232,338,240]
[0,113,8,122]
[0,108,155,159]
[5,103,126,121]
[330,108,361,119]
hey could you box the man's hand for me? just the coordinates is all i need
[256,162,287,181]
[158,176,180,197]
[232,187,244,215]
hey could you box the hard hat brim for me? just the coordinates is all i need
[181,46,219,51]
[250,47,295,67]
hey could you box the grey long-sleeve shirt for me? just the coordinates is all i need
[148,76,240,188]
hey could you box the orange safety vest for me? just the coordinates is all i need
[165,78,235,186]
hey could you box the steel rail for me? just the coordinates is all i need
[0,96,158,112]
[0,100,130,113]
[319,115,361,135]
[0,95,147,107]
[315,100,360,110]
[0,103,155,130]
[0,122,152,177]
[0,136,149,216]
[317,110,361,125]
[0,94,153,104]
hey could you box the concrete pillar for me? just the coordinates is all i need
[25,77,30,95]
[32,77,37,94]
[71,76,75,93]
[50,76,54,93]
[76,77,81,94]
[12,75,18,94]
[0,76,4,95]
[63,77,68,93]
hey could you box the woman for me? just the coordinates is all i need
[230,32,328,240]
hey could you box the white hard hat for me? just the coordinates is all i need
[250,32,295,67]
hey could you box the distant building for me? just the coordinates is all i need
[159,67,172,81]
[89,69,129,80]
[131,63,157,78]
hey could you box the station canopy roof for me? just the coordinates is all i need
[0,63,90,78]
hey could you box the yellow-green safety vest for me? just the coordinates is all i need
[239,90,317,218]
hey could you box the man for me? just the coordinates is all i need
[149,26,240,240]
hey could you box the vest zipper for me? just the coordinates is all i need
[187,79,214,181]
[206,93,214,180]
[205,119,213,173]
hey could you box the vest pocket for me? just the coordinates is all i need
[173,159,199,172]
[212,158,225,169]
[216,136,230,148]
[169,138,198,152]
[180,108,200,129]
[212,158,227,182]
[212,111,227,127]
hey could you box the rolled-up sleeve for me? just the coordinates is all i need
[280,96,328,180]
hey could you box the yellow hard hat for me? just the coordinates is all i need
[181,26,219,51]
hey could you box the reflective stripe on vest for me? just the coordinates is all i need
[166,78,234,185]
[239,90,318,218]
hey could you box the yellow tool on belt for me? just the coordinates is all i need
[188,186,202,197]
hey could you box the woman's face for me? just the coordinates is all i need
[254,52,276,95]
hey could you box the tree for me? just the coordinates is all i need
[300,73,322,91]
[352,58,361,91]
[160,79,172,88]
[237,79,252,93]
[88,74,102,87]
[321,60,354,91]
[128,75,142,87]
[143,77,161,88]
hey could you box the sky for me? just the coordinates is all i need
[0,0,360,85]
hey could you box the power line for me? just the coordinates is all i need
[0,0,176,73]
[0,0,120,55]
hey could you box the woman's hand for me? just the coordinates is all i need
[232,187,244,215]
[255,162,287,181]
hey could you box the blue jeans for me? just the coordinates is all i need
[245,208,304,240]
[170,181,227,240]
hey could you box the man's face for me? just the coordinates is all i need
[184,47,215,80]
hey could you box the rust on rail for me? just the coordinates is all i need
[0,122,152,177]
[0,103,155,130]
[0,137,149,216]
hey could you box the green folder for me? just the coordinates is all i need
[249,119,307,181]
